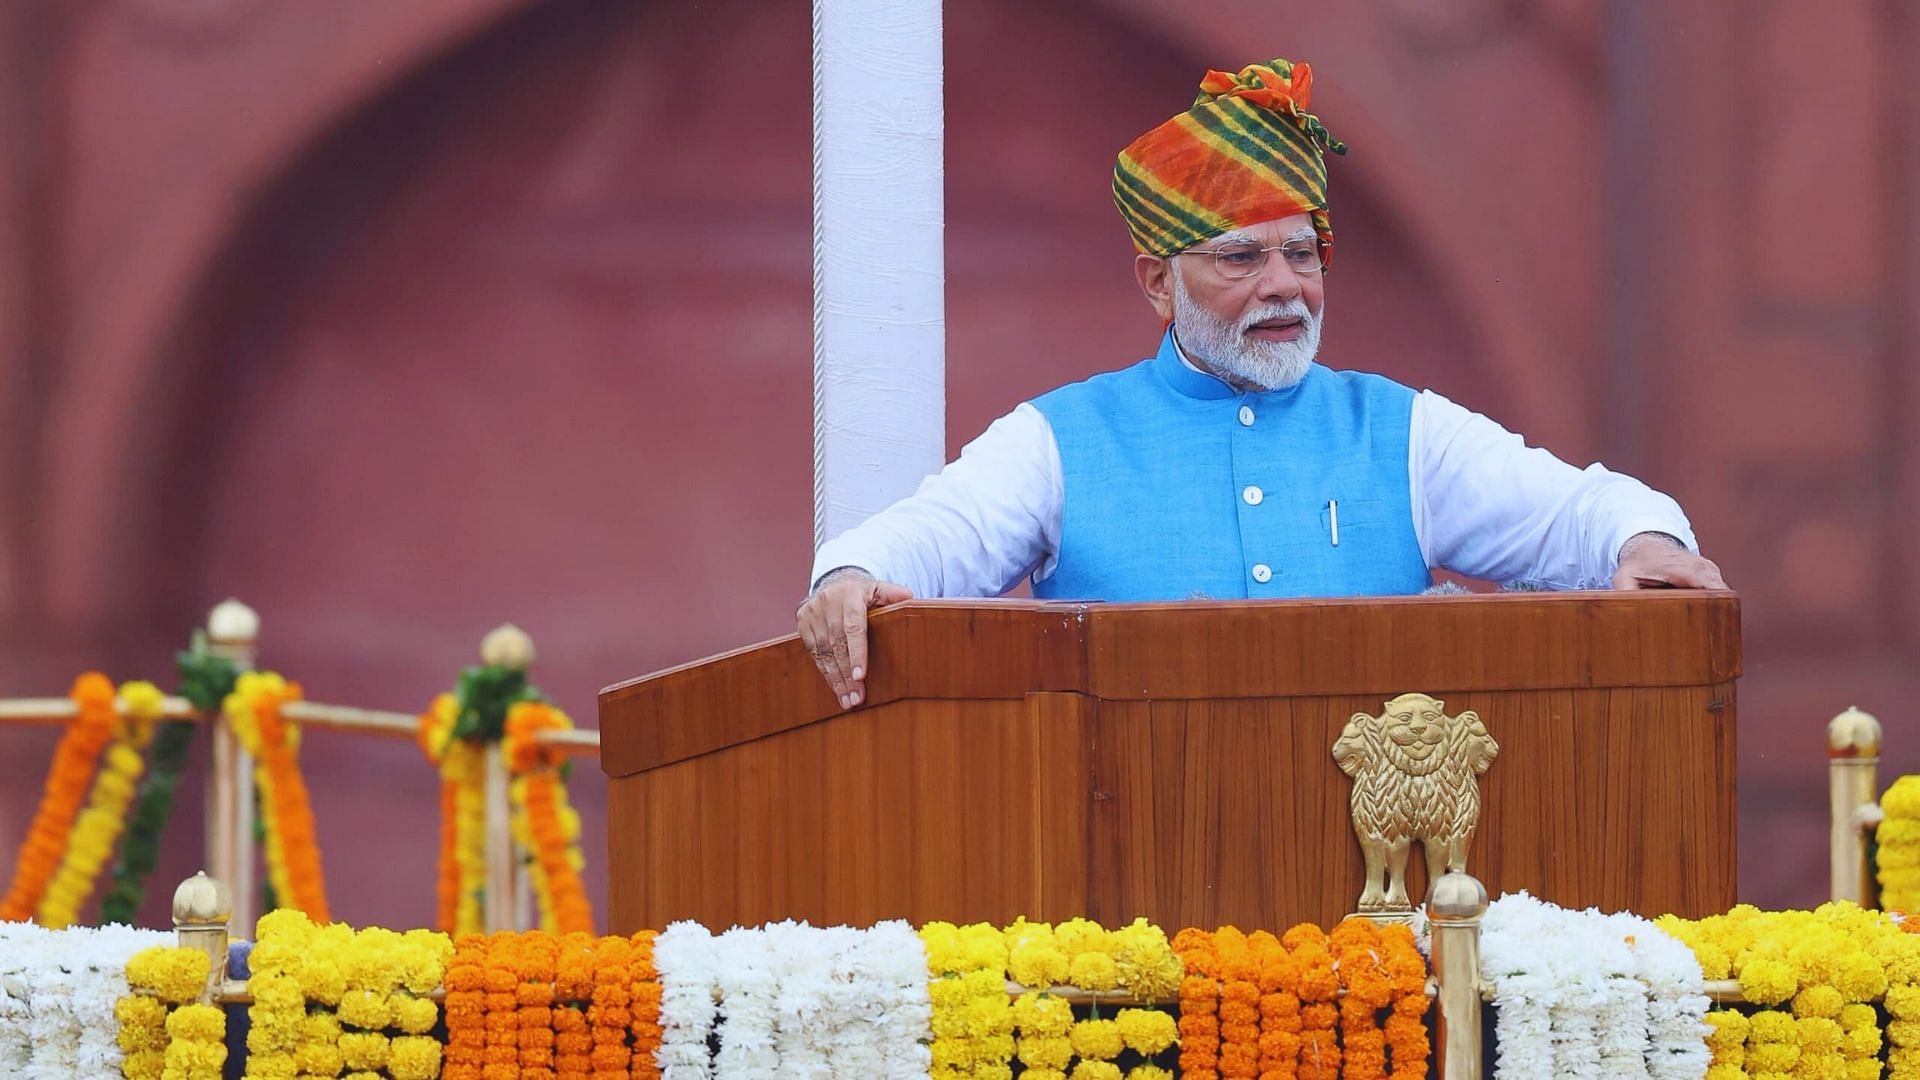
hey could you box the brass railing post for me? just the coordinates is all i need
[1829,706,1883,904]
[204,599,260,937]
[172,872,232,1006]
[1429,871,1488,1080]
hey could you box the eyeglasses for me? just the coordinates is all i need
[1185,238,1327,279]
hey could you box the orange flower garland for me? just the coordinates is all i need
[628,930,663,1078]
[555,930,595,1077]
[226,672,330,919]
[483,932,523,1080]
[1331,919,1392,1080]
[505,702,595,934]
[515,930,559,1077]
[1282,923,1341,1079]
[1174,928,1221,1078]
[419,692,469,933]
[443,933,488,1080]
[0,672,118,921]
[588,934,634,1076]
[1379,923,1431,1079]
[1250,929,1301,1077]
[1215,927,1261,1078]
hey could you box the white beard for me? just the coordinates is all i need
[1170,266,1322,391]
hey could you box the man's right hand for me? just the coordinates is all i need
[796,569,914,710]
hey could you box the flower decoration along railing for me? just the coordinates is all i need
[0,599,598,937]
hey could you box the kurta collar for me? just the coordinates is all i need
[1152,328,1239,399]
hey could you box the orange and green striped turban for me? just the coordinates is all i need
[1114,58,1348,259]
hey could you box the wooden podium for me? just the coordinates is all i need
[598,592,1739,934]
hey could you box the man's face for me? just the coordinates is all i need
[1135,212,1328,391]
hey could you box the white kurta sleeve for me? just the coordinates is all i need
[1409,390,1699,588]
[808,402,1065,598]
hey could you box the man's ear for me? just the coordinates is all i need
[1134,253,1175,323]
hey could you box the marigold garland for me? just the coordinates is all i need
[513,928,558,1077]
[1281,923,1340,1080]
[420,691,484,936]
[922,920,1014,1079]
[505,701,595,934]
[587,933,634,1076]
[1378,922,1430,1079]
[162,1002,226,1079]
[1173,928,1221,1079]
[443,933,488,1080]
[1246,930,1300,1078]
[1212,927,1260,1079]
[1013,989,1073,1078]
[1,672,119,921]
[115,992,169,1080]
[36,680,165,928]
[627,930,662,1079]
[1329,919,1390,1080]
[224,671,330,919]
[1882,776,1920,912]
[121,944,219,1080]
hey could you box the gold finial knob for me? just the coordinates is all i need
[172,871,233,927]
[1427,871,1489,920]
[1828,706,1882,758]
[480,623,536,671]
[206,599,260,645]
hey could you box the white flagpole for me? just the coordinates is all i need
[810,0,946,547]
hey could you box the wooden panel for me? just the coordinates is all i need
[603,595,1739,932]
[1087,685,1737,931]
[606,695,1072,934]
[1086,592,1741,699]
[601,593,1738,777]
[599,601,1085,777]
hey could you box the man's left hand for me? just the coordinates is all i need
[1612,532,1728,590]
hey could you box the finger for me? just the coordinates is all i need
[798,603,851,703]
[872,581,914,606]
[844,604,870,702]
[827,599,859,708]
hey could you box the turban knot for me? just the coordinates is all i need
[1113,58,1347,259]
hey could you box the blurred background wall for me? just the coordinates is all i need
[0,0,1912,930]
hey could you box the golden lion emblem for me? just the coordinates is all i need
[1332,692,1499,914]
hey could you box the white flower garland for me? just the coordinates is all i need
[1607,911,1712,1079]
[765,921,842,1078]
[655,920,719,1079]
[0,920,171,1079]
[1480,894,1708,1080]
[0,921,41,1075]
[713,926,780,1080]
[859,919,932,1078]
[654,919,933,1078]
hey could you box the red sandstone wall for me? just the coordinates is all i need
[0,0,1912,928]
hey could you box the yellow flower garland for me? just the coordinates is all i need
[121,945,219,1080]
[922,921,1014,1079]
[245,907,452,1080]
[1661,901,1920,1080]
[36,680,164,927]
[163,1003,227,1080]
[1001,917,1183,1079]
[1881,776,1920,911]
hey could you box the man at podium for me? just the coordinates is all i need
[798,57,1725,711]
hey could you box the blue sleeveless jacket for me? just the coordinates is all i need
[1029,330,1431,601]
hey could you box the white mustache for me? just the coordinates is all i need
[1239,299,1316,332]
